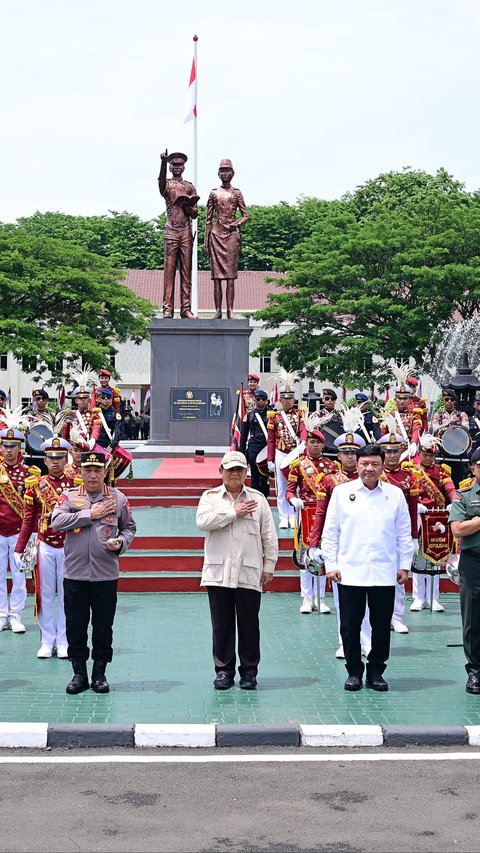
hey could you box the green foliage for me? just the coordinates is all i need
[254,169,480,386]
[0,227,154,385]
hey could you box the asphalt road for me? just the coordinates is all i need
[2,747,480,852]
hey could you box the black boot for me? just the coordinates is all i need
[66,660,90,695]
[91,660,110,694]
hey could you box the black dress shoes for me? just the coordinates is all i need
[344,675,363,691]
[214,673,234,690]
[366,674,389,692]
[466,674,480,694]
[239,675,257,690]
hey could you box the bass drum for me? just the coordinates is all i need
[25,424,53,455]
[439,425,471,457]
[255,446,269,478]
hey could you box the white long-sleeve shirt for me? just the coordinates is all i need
[321,477,414,586]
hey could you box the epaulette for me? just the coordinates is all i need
[267,410,276,419]
[459,477,474,492]
[401,460,414,469]
[24,474,40,489]
[74,476,83,486]
[24,493,34,505]
[333,460,341,469]
[288,458,301,470]
[412,407,424,415]
[92,407,101,413]
[314,472,326,485]
[28,465,42,478]
[441,463,452,475]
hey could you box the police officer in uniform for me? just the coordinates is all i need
[449,447,480,694]
[51,451,136,695]
[240,389,270,497]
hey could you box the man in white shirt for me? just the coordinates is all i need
[322,444,414,692]
[196,450,278,691]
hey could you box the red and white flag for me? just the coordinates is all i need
[385,386,390,402]
[58,387,65,409]
[269,383,279,406]
[144,387,151,406]
[184,56,197,123]
[230,383,246,451]
[130,388,137,409]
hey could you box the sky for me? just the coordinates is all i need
[2,0,480,223]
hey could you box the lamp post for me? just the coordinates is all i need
[446,353,480,416]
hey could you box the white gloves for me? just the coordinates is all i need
[308,547,323,563]
[412,538,419,552]
[13,552,24,571]
[267,461,275,474]
[408,442,417,457]
[88,437,96,450]
[290,497,304,511]
[418,504,428,514]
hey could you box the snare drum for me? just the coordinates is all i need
[111,444,133,479]
[439,425,471,457]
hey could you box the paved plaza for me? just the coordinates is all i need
[2,589,479,728]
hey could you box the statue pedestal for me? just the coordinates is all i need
[149,317,252,448]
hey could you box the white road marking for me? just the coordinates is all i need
[0,751,479,764]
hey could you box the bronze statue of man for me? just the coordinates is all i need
[204,159,249,319]
[158,150,199,319]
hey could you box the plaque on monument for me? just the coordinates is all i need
[170,388,228,422]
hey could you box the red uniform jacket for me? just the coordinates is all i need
[0,460,30,537]
[381,465,419,537]
[415,463,457,509]
[286,454,337,506]
[309,470,359,548]
[15,473,76,552]
[267,409,306,461]
[62,409,101,443]
[381,407,423,444]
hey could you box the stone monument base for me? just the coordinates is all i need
[149,317,252,448]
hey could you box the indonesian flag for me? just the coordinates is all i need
[144,387,151,405]
[269,383,279,405]
[130,388,137,409]
[184,57,197,123]
[385,386,390,402]
[58,387,65,409]
[230,383,246,451]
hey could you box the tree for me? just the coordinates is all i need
[254,170,480,386]
[0,227,155,385]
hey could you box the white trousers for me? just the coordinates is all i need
[274,450,292,519]
[37,541,66,647]
[300,570,326,600]
[412,572,440,602]
[0,533,26,618]
[392,582,406,622]
[333,581,372,649]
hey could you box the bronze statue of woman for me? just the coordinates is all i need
[204,159,249,319]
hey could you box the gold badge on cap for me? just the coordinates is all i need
[52,437,60,448]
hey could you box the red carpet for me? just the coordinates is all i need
[151,457,223,480]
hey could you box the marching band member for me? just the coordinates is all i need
[353,393,381,441]
[382,364,423,451]
[92,369,122,412]
[63,368,101,448]
[242,373,260,415]
[469,395,480,452]
[308,408,371,658]
[14,436,77,659]
[378,420,420,634]
[0,410,31,634]
[407,433,457,611]
[406,376,428,433]
[431,389,469,435]
[267,372,306,529]
[240,389,270,498]
[286,415,336,614]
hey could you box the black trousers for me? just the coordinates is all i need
[207,586,261,678]
[459,550,480,675]
[338,584,395,678]
[247,450,270,498]
[63,578,118,663]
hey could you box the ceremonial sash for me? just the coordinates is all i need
[75,409,89,439]
[254,413,268,441]
[34,479,64,533]
[280,410,300,445]
[298,458,326,499]
[98,410,114,443]
[0,464,25,518]
[419,469,445,508]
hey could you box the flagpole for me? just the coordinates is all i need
[191,34,198,317]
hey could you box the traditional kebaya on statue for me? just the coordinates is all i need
[204,159,249,320]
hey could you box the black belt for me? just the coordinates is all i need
[461,549,480,559]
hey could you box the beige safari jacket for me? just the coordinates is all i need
[196,484,278,591]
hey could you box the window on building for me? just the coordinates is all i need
[46,358,63,374]
[0,355,7,371]
[22,356,37,373]
[109,353,116,369]
[259,356,271,373]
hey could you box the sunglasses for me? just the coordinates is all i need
[323,396,334,401]
[443,397,455,402]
